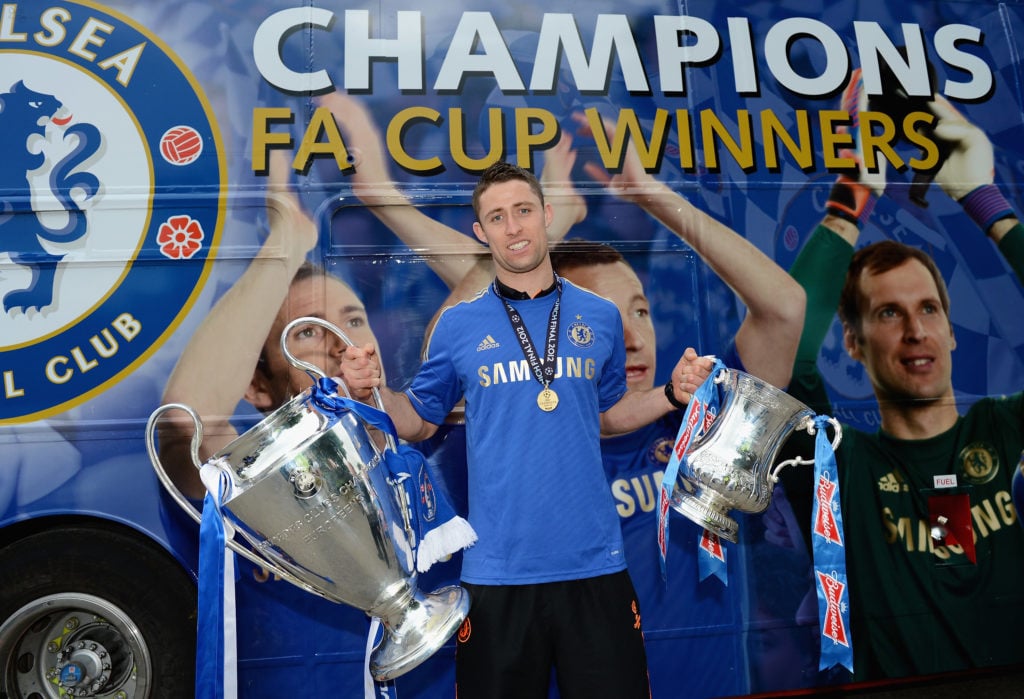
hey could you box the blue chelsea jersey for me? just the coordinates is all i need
[407,280,629,584]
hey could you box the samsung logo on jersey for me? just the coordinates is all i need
[477,356,596,387]
[0,1,225,422]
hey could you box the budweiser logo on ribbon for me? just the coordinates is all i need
[700,530,724,561]
[813,473,843,546]
[816,570,850,647]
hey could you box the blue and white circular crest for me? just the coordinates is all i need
[567,320,595,349]
[0,2,224,422]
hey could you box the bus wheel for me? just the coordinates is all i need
[0,523,196,698]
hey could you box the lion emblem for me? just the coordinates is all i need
[0,80,101,313]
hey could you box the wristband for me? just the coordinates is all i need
[959,184,1015,231]
[665,380,687,410]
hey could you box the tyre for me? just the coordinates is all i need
[0,523,197,698]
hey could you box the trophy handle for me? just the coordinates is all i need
[767,415,843,483]
[144,403,324,594]
[280,316,397,453]
[281,316,413,540]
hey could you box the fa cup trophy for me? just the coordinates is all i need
[146,317,471,680]
[669,366,842,543]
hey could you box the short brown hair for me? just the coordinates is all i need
[838,240,951,336]
[472,161,544,220]
[549,238,627,274]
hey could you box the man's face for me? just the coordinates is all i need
[472,179,553,280]
[253,275,379,410]
[560,261,657,392]
[843,258,956,406]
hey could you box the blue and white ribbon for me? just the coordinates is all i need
[196,464,237,699]
[657,358,725,582]
[809,415,853,673]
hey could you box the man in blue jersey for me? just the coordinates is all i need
[339,161,712,699]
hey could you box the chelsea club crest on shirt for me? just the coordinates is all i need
[0,2,225,422]
[567,318,595,348]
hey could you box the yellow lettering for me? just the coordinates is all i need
[905,112,940,169]
[587,107,669,172]
[251,107,294,173]
[896,516,915,551]
[701,108,754,171]
[387,106,443,173]
[514,107,558,171]
[452,107,500,171]
[611,479,636,517]
[859,111,903,171]
[820,110,854,168]
[675,109,695,170]
[632,473,659,514]
[882,507,899,544]
[565,357,582,378]
[972,499,1001,537]
[293,106,351,172]
[585,358,595,380]
[996,491,1016,527]
[761,109,813,170]
[477,365,491,387]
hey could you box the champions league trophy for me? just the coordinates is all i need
[669,367,842,543]
[146,317,471,681]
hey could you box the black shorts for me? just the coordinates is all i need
[455,570,650,699]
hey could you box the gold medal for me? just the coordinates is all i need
[537,387,559,412]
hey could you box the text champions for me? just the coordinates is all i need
[250,8,995,176]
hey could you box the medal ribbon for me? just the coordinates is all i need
[494,279,561,394]
[809,414,853,673]
[657,358,726,582]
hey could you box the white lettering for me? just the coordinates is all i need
[344,10,423,91]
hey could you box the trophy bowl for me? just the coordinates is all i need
[146,317,470,680]
[669,367,840,543]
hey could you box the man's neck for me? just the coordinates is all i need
[494,267,557,299]
[878,397,959,440]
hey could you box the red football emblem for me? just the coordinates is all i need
[160,125,203,165]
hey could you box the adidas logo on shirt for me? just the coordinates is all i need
[476,335,500,351]
[877,471,907,494]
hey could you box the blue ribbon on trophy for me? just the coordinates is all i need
[309,377,476,698]
[809,414,853,673]
[657,357,726,583]
[197,465,238,699]
[308,377,477,574]
[193,376,474,699]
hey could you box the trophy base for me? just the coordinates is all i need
[670,490,739,543]
[370,584,471,681]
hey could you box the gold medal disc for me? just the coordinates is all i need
[537,387,559,412]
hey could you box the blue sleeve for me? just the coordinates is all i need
[405,309,462,425]
[598,303,628,412]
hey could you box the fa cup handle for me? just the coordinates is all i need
[280,316,397,453]
[281,316,412,538]
[144,403,317,592]
[767,415,843,483]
